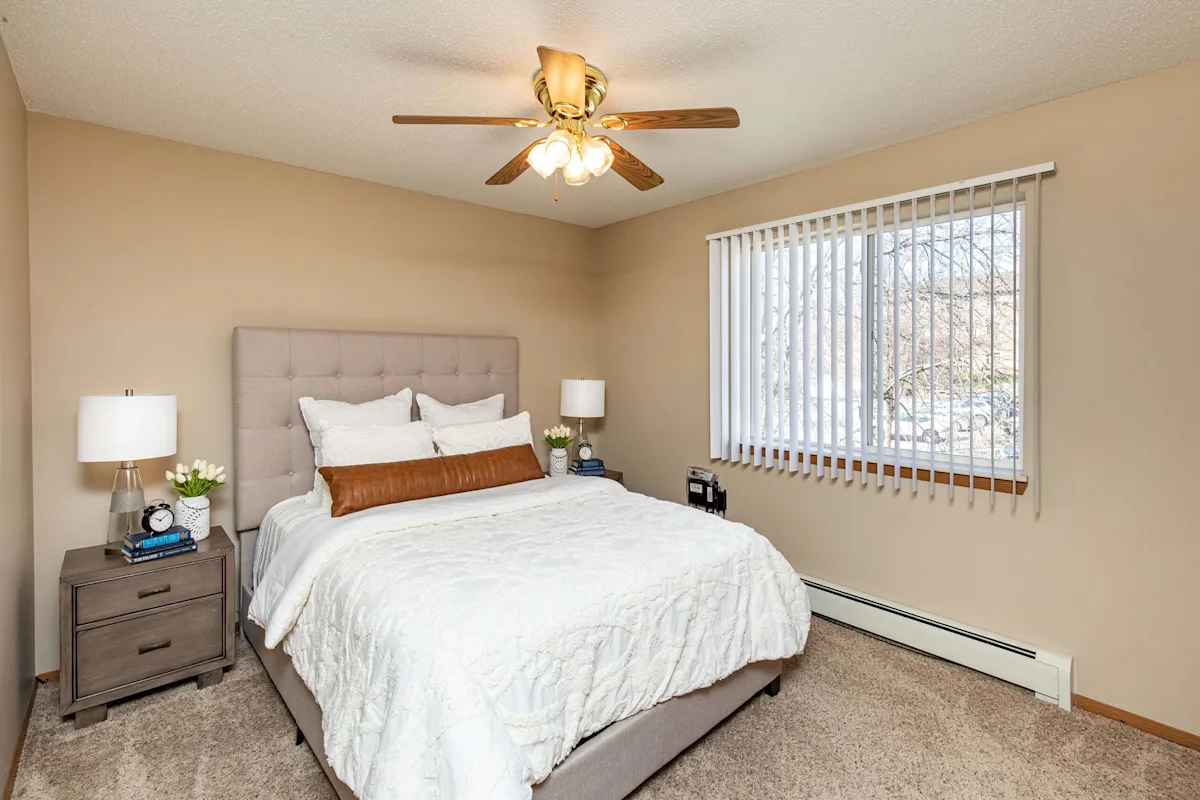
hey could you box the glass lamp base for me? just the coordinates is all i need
[107,462,145,554]
[575,418,595,460]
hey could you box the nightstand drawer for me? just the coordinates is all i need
[75,558,223,624]
[75,596,224,698]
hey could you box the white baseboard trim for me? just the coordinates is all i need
[801,574,1073,710]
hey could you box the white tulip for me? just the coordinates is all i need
[166,471,174,481]
[217,474,226,483]
[177,463,186,475]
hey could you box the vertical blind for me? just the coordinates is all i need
[708,163,1052,511]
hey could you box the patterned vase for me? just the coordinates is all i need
[176,495,212,541]
[549,447,569,477]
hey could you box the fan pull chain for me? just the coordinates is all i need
[554,170,559,202]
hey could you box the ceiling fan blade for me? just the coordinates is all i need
[597,108,740,131]
[486,139,546,186]
[595,137,663,191]
[537,46,586,114]
[392,115,540,127]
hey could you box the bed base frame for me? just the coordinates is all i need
[238,533,781,800]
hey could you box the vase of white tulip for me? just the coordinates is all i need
[545,425,573,477]
[166,459,226,542]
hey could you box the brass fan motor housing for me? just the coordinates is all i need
[533,63,609,119]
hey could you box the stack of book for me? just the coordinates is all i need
[570,458,606,477]
[122,525,196,564]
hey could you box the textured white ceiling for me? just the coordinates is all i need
[2,1,1198,227]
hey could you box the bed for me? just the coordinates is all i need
[233,326,810,800]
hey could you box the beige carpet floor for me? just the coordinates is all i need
[14,617,1200,799]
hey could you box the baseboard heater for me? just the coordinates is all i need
[800,575,1072,710]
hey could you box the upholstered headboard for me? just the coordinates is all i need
[233,327,518,532]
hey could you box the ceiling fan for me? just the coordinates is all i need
[392,46,740,193]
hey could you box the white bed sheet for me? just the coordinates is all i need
[252,494,326,590]
[248,476,810,800]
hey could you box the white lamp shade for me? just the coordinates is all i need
[77,394,177,462]
[561,379,605,418]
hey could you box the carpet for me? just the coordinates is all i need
[13,618,1199,799]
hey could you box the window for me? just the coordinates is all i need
[708,166,1050,508]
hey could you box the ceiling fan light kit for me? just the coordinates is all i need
[393,46,740,194]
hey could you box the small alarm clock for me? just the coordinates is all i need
[141,502,175,533]
[578,443,593,461]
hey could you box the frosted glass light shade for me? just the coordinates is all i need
[526,142,557,178]
[78,394,177,462]
[579,137,613,176]
[561,379,605,418]
[563,151,591,186]
[546,130,574,169]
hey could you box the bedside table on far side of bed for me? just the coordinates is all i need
[59,526,236,728]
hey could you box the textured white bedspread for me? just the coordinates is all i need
[248,477,810,800]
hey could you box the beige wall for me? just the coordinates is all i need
[595,60,1200,734]
[27,115,599,673]
[0,37,34,784]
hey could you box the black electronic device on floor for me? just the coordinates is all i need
[686,466,727,517]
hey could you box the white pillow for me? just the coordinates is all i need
[431,411,533,456]
[416,392,504,428]
[299,389,413,495]
[313,422,436,504]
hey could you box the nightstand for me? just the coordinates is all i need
[603,469,624,486]
[59,526,236,728]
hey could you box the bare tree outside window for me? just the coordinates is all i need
[755,206,1021,472]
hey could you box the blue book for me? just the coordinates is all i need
[122,541,198,564]
[575,459,605,468]
[124,527,193,551]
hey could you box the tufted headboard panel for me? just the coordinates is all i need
[233,326,518,531]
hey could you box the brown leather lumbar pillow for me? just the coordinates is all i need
[319,443,544,517]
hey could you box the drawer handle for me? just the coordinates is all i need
[137,584,171,599]
[137,640,172,655]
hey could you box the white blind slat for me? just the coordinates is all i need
[927,193,936,498]
[989,183,997,504]
[801,219,812,475]
[830,215,839,481]
[768,226,777,470]
[1011,177,1019,506]
[947,189,955,499]
[709,239,722,459]
[967,188,976,502]
[892,201,901,490]
[816,217,826,478]
[720,238,731,460]
[742,233,753,466]
[875,205,884,487]
[844,211,854,482]
[751,229,763,467]
[788,223,800,472]
[729,235,742,462]
[863,209,872,486]
[777,225,788,469]
[910,198,918,494]
[1033,174,1042,514]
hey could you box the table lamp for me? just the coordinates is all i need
[78,390,177,553]
[561,379,604,459]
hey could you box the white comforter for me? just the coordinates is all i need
[248,477,810,800]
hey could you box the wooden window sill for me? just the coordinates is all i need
[736,446,1027,495]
